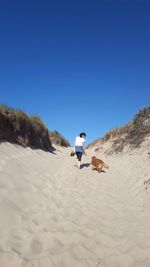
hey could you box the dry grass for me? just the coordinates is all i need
[50,130,70,147]
[0,104,52,151]
[88,106,150,154]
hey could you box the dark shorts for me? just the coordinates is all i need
[75,146,84,161]
[76,152,82,161]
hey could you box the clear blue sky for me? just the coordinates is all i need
[0,0,150,145]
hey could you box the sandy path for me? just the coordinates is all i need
[0,142,150,267]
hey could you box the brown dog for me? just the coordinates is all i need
[91,156,109,172]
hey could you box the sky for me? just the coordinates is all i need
[0,0,150,146]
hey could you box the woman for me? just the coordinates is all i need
[74,132,87,169]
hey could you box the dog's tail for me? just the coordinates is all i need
[102,162,109,169]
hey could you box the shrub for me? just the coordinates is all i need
[0,104,52,151]
[50,130,70,147]
[89,106,150,154]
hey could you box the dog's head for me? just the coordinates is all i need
[91,156,98,166]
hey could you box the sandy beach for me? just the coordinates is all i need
[0,141,150,267]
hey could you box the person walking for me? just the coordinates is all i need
[74,132,87,169]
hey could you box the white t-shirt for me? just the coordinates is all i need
[75,136,85,147]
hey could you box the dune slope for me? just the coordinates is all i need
[0,142,150,267]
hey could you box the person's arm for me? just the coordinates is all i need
[74,137,76,152]
[84,149,87,156]
[82,139,87,156]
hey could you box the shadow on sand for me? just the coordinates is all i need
[92,168,106,173]
[80,163,91,169]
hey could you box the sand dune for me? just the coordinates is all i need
[0,142,150,267]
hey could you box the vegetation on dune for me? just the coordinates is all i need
[0,105,52,151]
[0,104,70,151]
[128,107,150,145]
[88,106,150,153]
[2,104,149,153]
[50,130,70,147]
[30,115,47,129]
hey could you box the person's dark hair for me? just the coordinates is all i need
[79,132,86,138]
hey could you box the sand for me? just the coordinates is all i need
[0,141,150,267]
